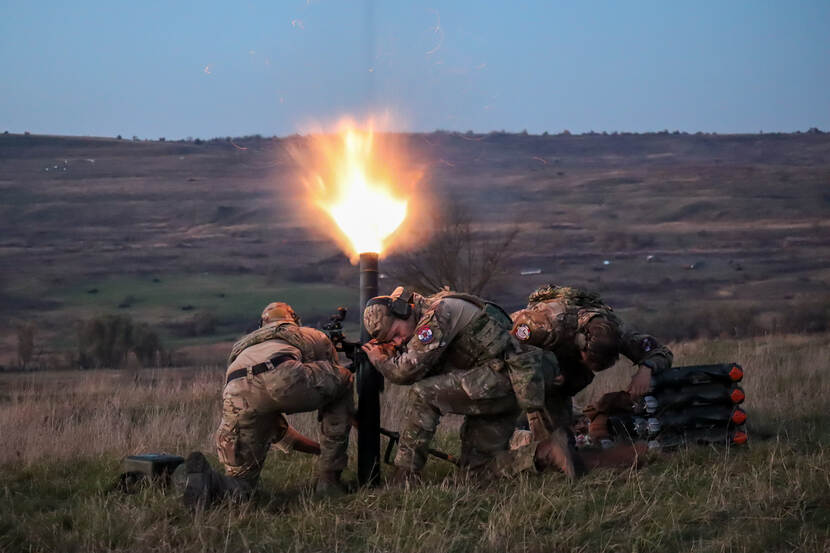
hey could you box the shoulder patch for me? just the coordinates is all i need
[417,325,434,344]
[641,337,656,352]
[514,324,531,341]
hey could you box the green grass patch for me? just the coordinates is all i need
[14,273,356,348]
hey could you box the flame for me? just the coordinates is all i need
[301,120,418,259]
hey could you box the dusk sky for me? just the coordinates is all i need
[1,1,828,139]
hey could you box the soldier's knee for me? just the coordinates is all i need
[409,381,439,407]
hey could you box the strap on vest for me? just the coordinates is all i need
[226,353,297,384]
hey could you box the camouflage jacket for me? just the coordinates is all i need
[373,291,549,411]
[512,286,672,395]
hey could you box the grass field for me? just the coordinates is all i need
[1,334,828,552]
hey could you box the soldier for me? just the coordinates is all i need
[176,302,353,507]
[361,287,578,483]
[510,284,673,430]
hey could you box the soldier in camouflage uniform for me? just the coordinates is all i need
[510,284,673,430]
[362,287,577,482]
[177,302,353,507]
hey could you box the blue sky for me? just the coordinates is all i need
[1,1,827,138]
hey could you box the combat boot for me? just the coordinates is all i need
[534,428,580,479]
[578,441,649,471]
[172,452,252,509]
[314,471,347,499]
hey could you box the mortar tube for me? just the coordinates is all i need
[357,252,382,485]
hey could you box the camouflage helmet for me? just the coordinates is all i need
[363,300,395,341]
[261,301,300,325]
[528,284,605,308]
[363,286,411,342]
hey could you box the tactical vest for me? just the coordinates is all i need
[431,292,550,412]
[228,323,332,365]
[445,301,514,371]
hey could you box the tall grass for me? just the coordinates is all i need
[1,334,829,552]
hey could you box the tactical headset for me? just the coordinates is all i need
[366,288,414,319]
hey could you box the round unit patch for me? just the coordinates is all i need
[417,325,434,344]
[514,324,531,341]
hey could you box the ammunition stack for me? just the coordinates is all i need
[610,363,747,450]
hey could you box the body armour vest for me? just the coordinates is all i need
[429,292,514,371]
[439,294,550,412]
[228,323,334,364]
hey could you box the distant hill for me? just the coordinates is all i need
[1,131,828,365]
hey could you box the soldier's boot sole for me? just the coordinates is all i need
[182,451,217,510]
[535,428,579,479]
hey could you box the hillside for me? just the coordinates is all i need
[1,131,829,364]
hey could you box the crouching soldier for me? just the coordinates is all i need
[511,284,673,430]
[361,287,578,484]
[176,302,353,507]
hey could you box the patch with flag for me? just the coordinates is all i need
[515,324,531,341]
[417,325,434,344]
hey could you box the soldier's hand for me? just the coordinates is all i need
[362,341,391,366]
[627,365,652,398]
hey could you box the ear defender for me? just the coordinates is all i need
[389,289,414,319]
[366,289,414,320]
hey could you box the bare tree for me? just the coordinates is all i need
[387,199,519,296]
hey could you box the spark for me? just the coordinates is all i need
[230,140,248,151]
[291,19,304,29]
[532,157,548,165]
[426,9,443,55]
[203,65,212,74]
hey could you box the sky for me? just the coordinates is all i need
[1,0,828,139]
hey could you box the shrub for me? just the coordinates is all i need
[77,315,165,368]
[78,315,134,369]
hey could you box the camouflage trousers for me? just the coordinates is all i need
[215,360,353,488]
[396,363,538,478]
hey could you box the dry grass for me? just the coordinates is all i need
[1,334,829,552]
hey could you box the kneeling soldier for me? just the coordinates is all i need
[361,287,577,483]
[511,284,673,430]
[177,302,353,507]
